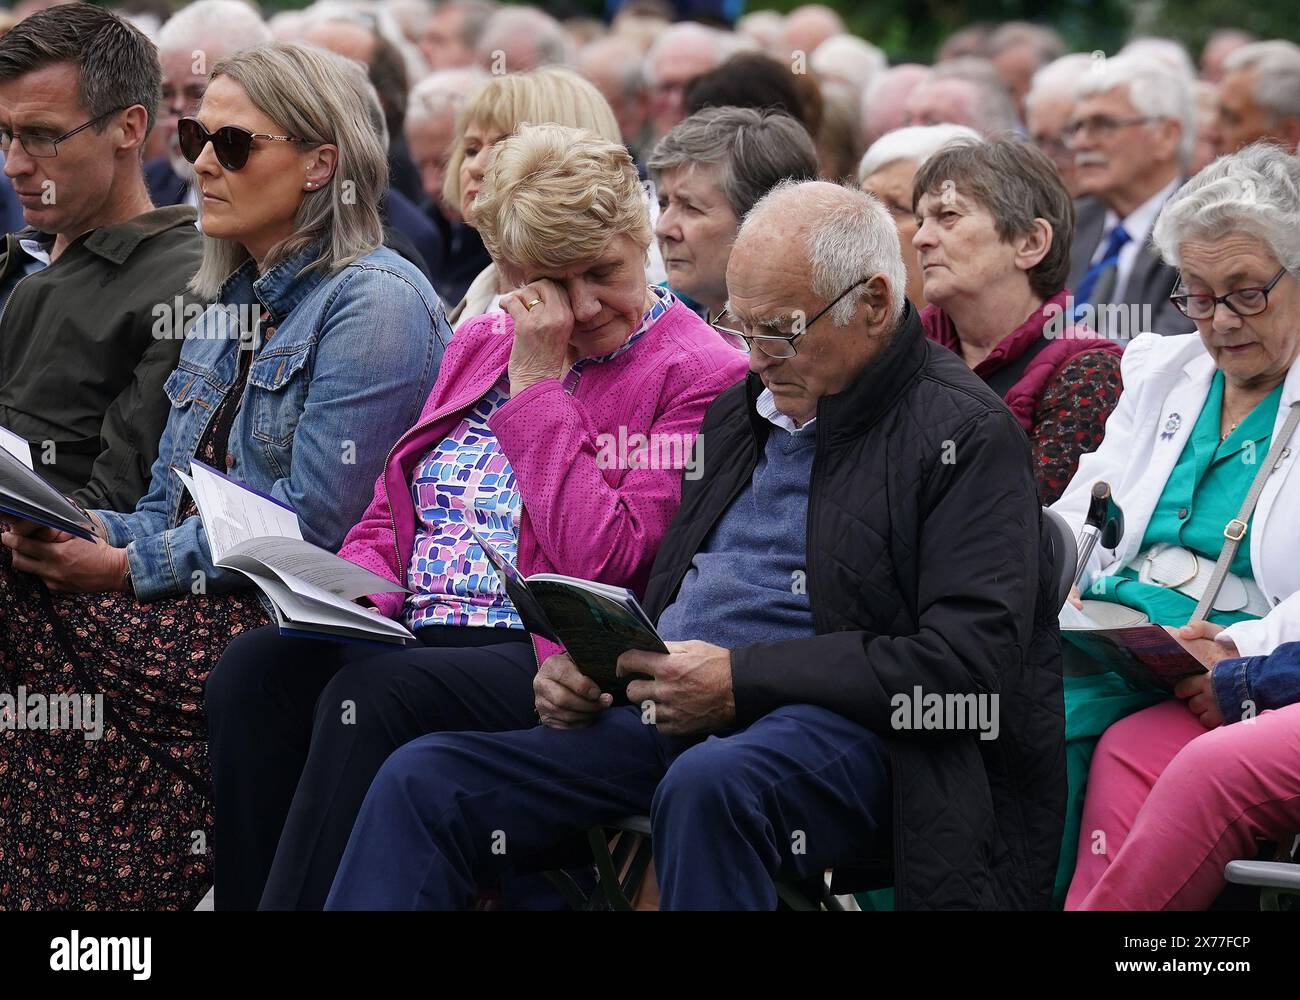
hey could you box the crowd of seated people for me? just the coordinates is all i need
[1,0,1299,913]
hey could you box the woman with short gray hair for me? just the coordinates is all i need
[912,137,1122,503]
[0,41,449,910]
[1055,142,1300,909]
[649,106,818,321]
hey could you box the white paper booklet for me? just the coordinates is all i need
[176,460,413,644]
[0,425,97,541]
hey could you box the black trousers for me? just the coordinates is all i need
[205,623,536,910]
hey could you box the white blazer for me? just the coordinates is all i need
[1051,332,1300,657]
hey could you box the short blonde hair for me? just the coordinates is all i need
[443,66,620,212]
[474,123,651,275]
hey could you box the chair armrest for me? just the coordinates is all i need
[1224,859,1300,891]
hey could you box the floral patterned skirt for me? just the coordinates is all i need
[0,549,268,910]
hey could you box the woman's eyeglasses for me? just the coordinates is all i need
[711,279,869,358]
[1169,268,1288,320]
[177,116,311,171]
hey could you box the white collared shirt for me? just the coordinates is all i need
[1092,177,1180,300]
[756,387,816,435]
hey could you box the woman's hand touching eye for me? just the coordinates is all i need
[502,279,574,397]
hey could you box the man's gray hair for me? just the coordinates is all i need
[1118,36,1196,80]
[989,21,1065,64]
[742,180,907,324]
[931,57,1019,134]
[648,106,818,219]
[857,122,982,183]
[158,0,271,55]
[406,65,487,125]
[1224,40,1300,122]
[810,33,887,95]
[1024,52,1092,115]
[1075,54,1196,167]
[449,0,499,51]
[643,22,732,85]
[476,5,569,68]
[1152,142,1300,273]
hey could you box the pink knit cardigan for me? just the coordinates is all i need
[338,299,749,663]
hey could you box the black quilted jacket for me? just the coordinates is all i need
[641,304,1066,910]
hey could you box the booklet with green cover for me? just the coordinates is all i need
[468,526,667,692]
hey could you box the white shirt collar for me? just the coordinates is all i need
[18,237,51,267]
[1103,176,1180,245]
[756,387,816,435]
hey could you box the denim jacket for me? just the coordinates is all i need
[1214,640,1300,724]
[94,242,449,601]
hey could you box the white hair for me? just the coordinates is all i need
[1119,37,1196,80]
[476,5,570,68]
[1075,54,1196,167]
[406,65,487,124]
[930,57,1019,135]
[1024,52,1093,114]
[736,10,783,49]
[381,0,432,44]
[1225,40,1300,121]
[743,180,907,324]
[1153,142,1300,273]
[856,123,982,183]
[158,0,271,55]
[811,33,887,95]
[643,22,729,85]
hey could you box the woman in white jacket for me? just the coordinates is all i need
[1051,144,1300,908]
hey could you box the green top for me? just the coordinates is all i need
[1085,370,1284,627]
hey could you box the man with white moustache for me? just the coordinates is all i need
[1067,55,1193,337]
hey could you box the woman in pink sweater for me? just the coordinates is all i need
[204,124,747,910]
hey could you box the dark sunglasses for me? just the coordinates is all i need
[177,115,310,171]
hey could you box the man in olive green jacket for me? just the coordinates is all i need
[0,5,205,512]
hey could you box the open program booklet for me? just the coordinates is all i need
[1058,599,1206,691]
[0,425,97,541]
[175,461,413,644]
[469,526,667,692]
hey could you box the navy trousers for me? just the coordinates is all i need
[325,702,892,910]
[205,623,537,910]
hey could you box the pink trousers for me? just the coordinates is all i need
[1066,698,1300,909]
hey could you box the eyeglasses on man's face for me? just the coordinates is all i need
[711,279,869,358]
[1170,267,1289,320]
[160,82,208,116]
[1062,114,1160,145]
[0,107,126,159]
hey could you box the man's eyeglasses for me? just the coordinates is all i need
[1062,115,1160,144]
[160,83,208,115]
[0,107,126,159]
[177,116,311,171]
[711,279,869,358]
[1170,267,1288,320]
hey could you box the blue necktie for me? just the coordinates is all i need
[1074,223,1132,311]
